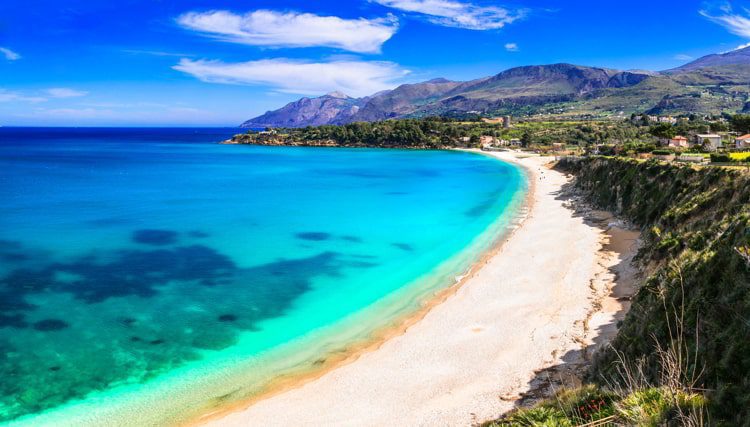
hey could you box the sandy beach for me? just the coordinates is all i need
[205,151,640,426]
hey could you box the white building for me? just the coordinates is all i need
[667,136,689,149]
[694,134,723,151]
[658,116,678,124]
[736,134,750,149]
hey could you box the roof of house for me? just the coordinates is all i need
[696,134,721,138]
[672,136,688,141]
[737,134,750,140]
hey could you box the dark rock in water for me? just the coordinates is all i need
[33,319,69,331]
[391,243,414,252]
[188,230,210,238]
[149,339,165,345]
[130,336,142,342]
[48,366,61,372]
[0,239,29,263]
[0,313,28,329]
[132,229,179,246]
[118,317,137,326]
[1,252,29,262]
[340,235,362,243]
[464,197,495,218]
[218,314,237,322]
[295,232,331,241]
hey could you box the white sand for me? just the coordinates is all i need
[207,152,637,426]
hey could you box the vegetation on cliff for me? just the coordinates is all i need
[490,158,748,425]
[486,385,705,426]
[557,158,749,425]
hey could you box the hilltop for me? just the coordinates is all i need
[241,47,750,128]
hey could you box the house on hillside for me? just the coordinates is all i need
[480,135,497,146]
[667,136,689,149]
[658,116,678,124]
[694,134,723,151]
[736,134,750,149]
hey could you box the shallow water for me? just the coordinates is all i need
[0,128,524,425]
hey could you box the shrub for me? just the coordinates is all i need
[710,153,731,163]
[616,387,706,426]
[489,386,617,426]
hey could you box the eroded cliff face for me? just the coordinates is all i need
[556,157,750,424]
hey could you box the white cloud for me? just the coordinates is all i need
[46,88,89,98]
[674,53,694,61]
[0,47,20,61]
[173,58,409,97]
[700,7,750,38]
[373,0,524,30]
[177,10,398,54]
[504,42,519,52]
[0,89,46,103]
[735,41,750,50]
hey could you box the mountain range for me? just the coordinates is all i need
[241,47,750,128]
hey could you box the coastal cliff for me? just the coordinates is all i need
[556,158,749,424]
[491,158,749,425]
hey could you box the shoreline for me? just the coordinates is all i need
[201,151,641,426]
[3,147,526,427]
[187,151,533,426]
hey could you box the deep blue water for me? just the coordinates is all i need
[0,128,524,425]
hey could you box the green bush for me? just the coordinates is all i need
[710,153,731,163]
[651,149,672,155]
[489,386,616,426]
[486,386,705,426]
[617,387,705,426]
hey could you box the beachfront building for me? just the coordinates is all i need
[736,134,750,149]
[480,135,497,146]
[667,136,689,149]
[694,134,723,151]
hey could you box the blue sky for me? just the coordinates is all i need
[1,0,750,126]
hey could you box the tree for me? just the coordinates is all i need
[649,123,676,139]
[521,131,533,147]
[730,114,750,134]
[710,121,729,132]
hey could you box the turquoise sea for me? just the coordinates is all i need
[0,128,525,425]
